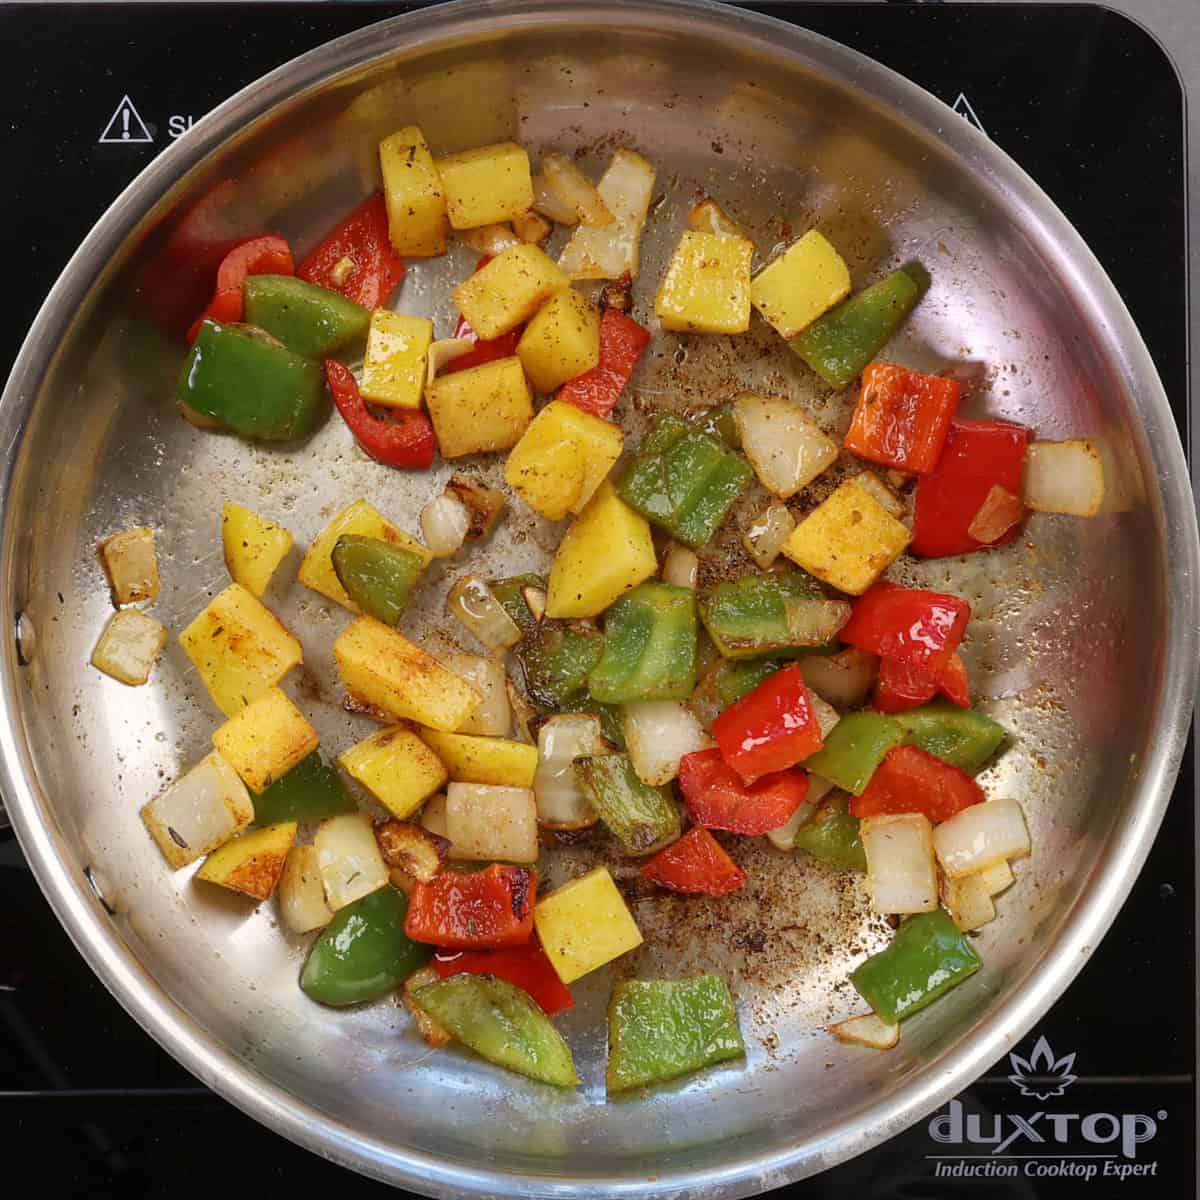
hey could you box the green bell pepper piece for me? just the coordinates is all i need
[792,793,866,870]
[490,573,547,638]
[616,413,753,548]
[713,658,784,707]
[790,267,924,390]
[516,621,605,710]
[606,976,744,1093]
[803,712,904,795]
[688,401,741,449]
[894,701,1007,773]
[850,908,982,1024]
[574,753,681,854]
[412,974,579,1087]
[300,886,429,1007]
[588,582,698,703]
[698,570,827,660]
[331,535,426,625]
[179,320,326,441]
[243,275,370,357]
[253,751,355,825]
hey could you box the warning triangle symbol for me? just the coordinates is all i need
[98,95,154,145]
[951,93,987,138]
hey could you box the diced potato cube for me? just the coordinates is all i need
[141,750,253,869]
[419,730,538,788]
[435,141,533,230]
[196,822,297,901]
[545,482,656,618]
[419,792,450,842]
[380,125,448,258]
[100,526,160,604]
[782,475,911,595]
[91,609,167,686]
[978,859,1015,895]
[452,244,568,340]
[444,782,539,862]
[654,231,753,334]
[1022,439,1105,516]
[359,311,434,409]
[212,686,319,794]
[504,399,623,520]
[516,288,601,394]
[298,499,432,611]
[426,356,533,459]
[333,616,481,731]
[179,583,303,716]
[534,866,643,983]
[279,844,333,933]
[338,727,448,819]
[940,869,997,932]
[750,230,851,339]
[442,653,511,736]
[314,812,389,910]
[221,502,293,598]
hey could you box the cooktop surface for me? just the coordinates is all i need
[0,3,1190,1197]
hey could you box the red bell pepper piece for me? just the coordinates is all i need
[431,938,573,1015]
[187,234,294,342]
[850,745,984,823]
[839,582,970,675]
[678,748,810,835]
[324,360,435,470]
[558,308,652,418]
[405,864,536,950]
[874,651,969,714]
[843,363,961,475]
[297,192,406,311]
[711,663,823,783]
[640,826,747,896]
[911,418,1031,557]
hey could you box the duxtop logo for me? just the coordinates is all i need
[926,1034,1165,1182]
[1008,1036,1078,1100]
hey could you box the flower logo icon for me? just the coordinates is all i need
[1008,1036,1078,1100]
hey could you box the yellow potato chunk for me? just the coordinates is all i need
[196,822,297,901]
[298,499,432,611]
[426,356,532,459]
[339,727,448,819]
[360,311,434,409]
[179,583,303,717]
[782,474,911,595]
[99,525,160,604]
[333,616,481,731]
[451,244,568,339]
[379,125,447,258]
[419,730,538,788]
[750,230,851,339]
[516,287,601,394]
[534,866,644,984]
[546,482,656,618]
[221,501,293,598]
[91,609,168,686]
[212,687,319,794]
[435,141,533,230]
[654,230,753,334]
[504,399,623,520]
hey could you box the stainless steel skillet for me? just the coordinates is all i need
[1,1,1196,1195]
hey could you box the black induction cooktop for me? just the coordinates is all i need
[0,4,1191,1198]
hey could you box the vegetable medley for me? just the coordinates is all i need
[90,124,1106,1091]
